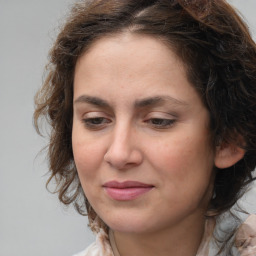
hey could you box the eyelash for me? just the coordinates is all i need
[82,117,176,130]
[144,118,176,129]
[82,117,111,129]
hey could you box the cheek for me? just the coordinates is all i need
[151,134,210,166]
[72,129,110,213]
[72,126,104,181]
[148,132,214,192]
[73,143,102,178]
[72,139,105,207]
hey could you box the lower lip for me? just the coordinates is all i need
[104,187,153,201]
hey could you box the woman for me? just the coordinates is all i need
[34,0,256,255]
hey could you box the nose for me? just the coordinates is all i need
[104,124,143,170]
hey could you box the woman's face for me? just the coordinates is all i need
[72,33,216,234]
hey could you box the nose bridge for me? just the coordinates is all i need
[114,120,130,147]
[104,119,142,169]
[110,119,133,158]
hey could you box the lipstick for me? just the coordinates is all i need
[103,181,154,201]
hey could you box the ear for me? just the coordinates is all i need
[214,142,245,169]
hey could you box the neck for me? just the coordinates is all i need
[111,215,210,256]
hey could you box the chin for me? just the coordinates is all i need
[109,222,151,234]
[101,213,152,234]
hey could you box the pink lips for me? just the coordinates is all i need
[103,181,154,201]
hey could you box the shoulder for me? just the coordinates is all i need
[72,228,114,256]
[235,214,256,256]
[72,242,100,256]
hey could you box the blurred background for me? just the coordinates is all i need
[0,1,255,255]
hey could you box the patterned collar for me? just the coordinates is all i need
[73,214,256,256]
[108,218,216,256]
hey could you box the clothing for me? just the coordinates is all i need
[73,215,256,256]
[235,214,256,256]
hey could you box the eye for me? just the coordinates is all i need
[82,117,111,130]
[145,118,176,129]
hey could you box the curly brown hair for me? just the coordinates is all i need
[34,0,256,230]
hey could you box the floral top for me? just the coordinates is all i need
[73,215,256,256]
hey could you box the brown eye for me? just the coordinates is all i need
[146,118,176,128]
[82,117,111,129]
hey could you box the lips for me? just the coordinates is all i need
[103,181,154,201]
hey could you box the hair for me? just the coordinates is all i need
[34,0,256,252]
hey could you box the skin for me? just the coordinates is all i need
[72,33,219,256]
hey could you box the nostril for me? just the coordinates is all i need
[104,146,143,170]
[104,150,130,169]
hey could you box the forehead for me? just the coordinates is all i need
[73,32,204,112]
[76,33,183,72]
[75,33,185,88]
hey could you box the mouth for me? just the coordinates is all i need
[102,180,154,201]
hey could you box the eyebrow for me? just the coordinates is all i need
[74,95,188,108]
[74,95,110,107]
[134,95,188,108]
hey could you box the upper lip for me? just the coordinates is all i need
[103,180,154,188]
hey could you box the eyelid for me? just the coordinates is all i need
[81,111,112,127]
[142,111,177,129]
[82,111,110,118]
[144,111,177,119]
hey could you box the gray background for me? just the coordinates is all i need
[0,1,255,256]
